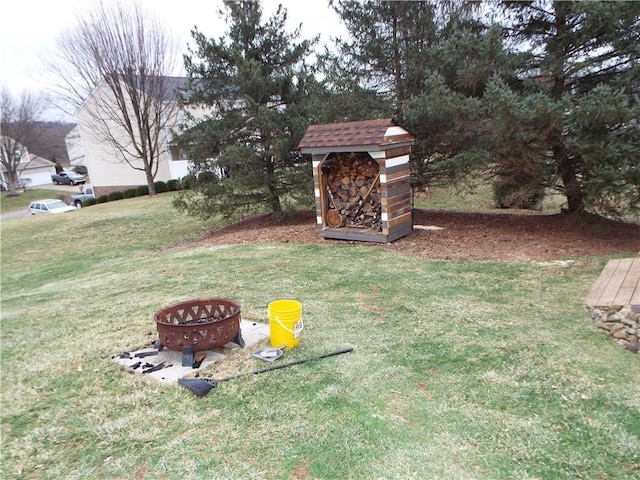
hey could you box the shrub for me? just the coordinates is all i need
[95,195,109,204]
[73,165,88,176]
[122,188,137,199]
[167,179,180,191]
[135,185,149,197]
[84,198,97,207]
[197,171,217,185]
[154,181,168,193]
[181,174,196,190]
[108,191,124,202]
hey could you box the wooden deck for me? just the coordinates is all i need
[585,258,640,307]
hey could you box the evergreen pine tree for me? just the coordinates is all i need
[175,1,318,218]
[485,0,640,214]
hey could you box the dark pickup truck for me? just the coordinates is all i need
[52,171,86,186]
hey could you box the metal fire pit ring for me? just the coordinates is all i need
[154,298,245,352]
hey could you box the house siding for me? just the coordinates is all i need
[75,79,189,191]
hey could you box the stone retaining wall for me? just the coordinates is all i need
[588,305,640,354]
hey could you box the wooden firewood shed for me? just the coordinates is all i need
[298,118,415,243]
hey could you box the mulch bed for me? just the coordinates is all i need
[192,209,640,262]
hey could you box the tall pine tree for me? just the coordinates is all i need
[332,0,639,215]
[330,0,438,117]
[329,1,502,190]
[485,0,640,215]
[175,1,318,218]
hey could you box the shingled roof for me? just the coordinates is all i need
[19,122,76,167]
[298,118,414,151]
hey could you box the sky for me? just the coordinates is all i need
[0,0,346,117]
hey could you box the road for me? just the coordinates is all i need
[1,209,29,219]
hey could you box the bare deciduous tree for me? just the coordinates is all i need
[0,88,45,196]
[47,0,180,195]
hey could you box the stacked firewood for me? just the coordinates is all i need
[322,153,381,230]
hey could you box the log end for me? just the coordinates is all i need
[326,209,345,228]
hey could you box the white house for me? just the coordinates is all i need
[0,138,58,189]
[18,155,58,187]
[64,125,86,168]
[74,76,193,197]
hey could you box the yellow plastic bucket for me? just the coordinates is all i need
[268,299,303,349]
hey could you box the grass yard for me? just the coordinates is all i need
[1,193,639,479]
[412,180,567,214]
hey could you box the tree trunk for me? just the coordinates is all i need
[560,162,584,213]
[6,172,21,197]
[146,169,156,196]
[548,4,584,214]
[552,139,584,213]
[267,183,281,215]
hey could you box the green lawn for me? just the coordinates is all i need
[1,193,638,479]
[412,181,568,214]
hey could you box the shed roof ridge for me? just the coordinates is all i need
[298,118,414,150]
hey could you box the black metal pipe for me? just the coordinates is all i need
[179,347,354,396]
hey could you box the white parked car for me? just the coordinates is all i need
[29,199,77,215]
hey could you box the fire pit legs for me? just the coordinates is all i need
[234,331,245,349]
[182,347,194,367]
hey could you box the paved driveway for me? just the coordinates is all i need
[38,184,86,194]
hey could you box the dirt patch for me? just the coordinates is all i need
[192,209,640,262]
